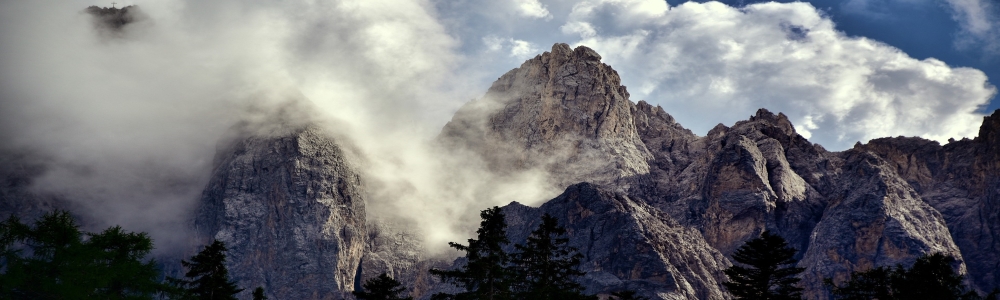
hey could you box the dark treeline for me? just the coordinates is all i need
[826,252,999,300]
[0,210,261,300]
[718,229,997,300]
[413,207,643,300]
[4,209,996,300]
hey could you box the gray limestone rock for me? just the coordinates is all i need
[798,149,963,299]
[859,110,1000,292]
[195,124,367,300]
[502,183,731,300]
[440,43,652,188]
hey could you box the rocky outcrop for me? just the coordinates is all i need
[440,43,652,187]
[358,220,455,299]
[85,5,142,30]
[859,110,1000,292]
[502,183,730,299]
[195,124,366,300]
[798,149,962,298]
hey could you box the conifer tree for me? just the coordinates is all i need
[430,206,515,300]
[723,230,804,300]
[172,240,243,300]
[609,290,649,300]
[353,272,412,300]
[252,287,267,300]
[511,213,591,299]
[0,211,165,299]
[895,253,977,300]
[825,266,894,300]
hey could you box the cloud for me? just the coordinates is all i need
[436,0,996,149]
[483,36,543,59]
[515,0,552,19]
[946,0,1000,56]
[0,0,563,255]
[445,0,995,149]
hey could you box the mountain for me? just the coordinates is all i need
[3,42,997,299]
[442,43,981,299]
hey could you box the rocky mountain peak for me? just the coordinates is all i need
[440,43,651,187]
[748,108,795,134]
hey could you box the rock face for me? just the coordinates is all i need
[502,183,731,300]
[440,43,652,187]
[859,111,1000,292]
[194,124,367,300]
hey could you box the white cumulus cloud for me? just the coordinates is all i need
[551,0,996,149]
[515,0,552,19]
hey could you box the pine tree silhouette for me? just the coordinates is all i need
[430,206,515,300]
[512,213,592,299]
[723,230,804,300]
[353,272,412,300]
[172,240,243,300]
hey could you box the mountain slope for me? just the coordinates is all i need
[503,183,731,299]
[860,112,1000,292]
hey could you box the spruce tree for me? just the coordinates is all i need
[173,240,243,300]
[430,206,515,300]
[511,213,590,299]
[353,272,412,300]
[252,287,267,300]
[723,230,804,300]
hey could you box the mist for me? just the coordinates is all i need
[1,0,996,256]
[0,0,562,255]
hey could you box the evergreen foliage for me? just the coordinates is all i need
[171,240,243,300]
[252,287,267,300]
[723,230,805,300]
[0,210,165,299]
[353,272,412,300]
[609,290,650,300]
[827,253,981,300]
[825,266,894,300]
[430,206,516,300]
[511,213,591,299]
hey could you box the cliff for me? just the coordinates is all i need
[194,124,367,300]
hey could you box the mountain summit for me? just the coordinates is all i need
[441,43,653,188]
